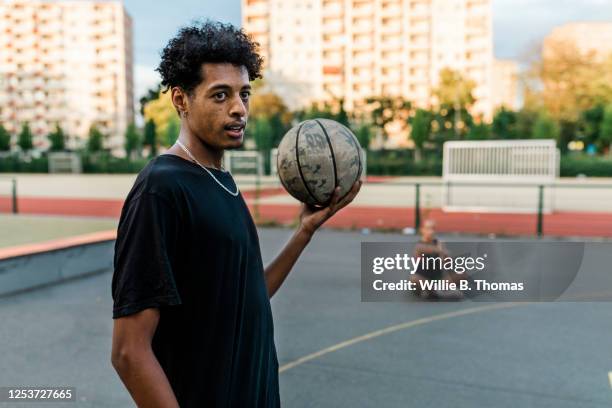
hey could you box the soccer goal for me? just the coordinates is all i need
[442,140,559,213]
[48,152,82,174]
[223,151,264,176]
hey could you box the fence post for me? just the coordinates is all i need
[11,178,18,214]
[415,183,421,232]
[537,185,544,237]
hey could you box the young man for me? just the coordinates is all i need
[110,21,360,407]
[410,219,465,300]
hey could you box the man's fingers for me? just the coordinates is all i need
[328,187,341,209]
[332,181,362,212]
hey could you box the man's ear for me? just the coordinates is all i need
[171,87,189,117]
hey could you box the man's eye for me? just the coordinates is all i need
[214,92,227,101]
[240,91,251,101]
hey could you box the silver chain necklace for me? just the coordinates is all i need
[176,140,240,197]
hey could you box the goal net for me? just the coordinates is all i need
[223,151,264,176]
[442,140,559,213]
[48,152,82,174]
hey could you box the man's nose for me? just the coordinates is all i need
[229,96,247,117]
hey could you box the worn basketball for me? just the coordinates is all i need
[276,118,363,207]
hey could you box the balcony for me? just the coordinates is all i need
[245,2,268,18]
[352,5,374,18]
[353,39,373,51]
[322,2,343,18]
[380,38,403,51]
[246,20,268,34]
[352,52,374,65]
[323,19,344,34]
[381,52,403,64]
[380,4,402,17]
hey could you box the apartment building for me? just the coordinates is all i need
[243,0,494,122]
[0,0,133,151]
[491,58,518,111]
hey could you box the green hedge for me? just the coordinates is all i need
[2,150,612,177]
[560,155,612,177]
[366,150,442,176]
[81,153,150,174]
[0,156,49,173]
[0,153,150,174]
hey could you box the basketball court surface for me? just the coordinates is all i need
[1,228,611,407]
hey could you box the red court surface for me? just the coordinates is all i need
[2,194,611,238]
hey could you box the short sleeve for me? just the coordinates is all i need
[112,192,182,319]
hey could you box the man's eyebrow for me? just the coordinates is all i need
[206,83,252,92]
[207,84,231,92]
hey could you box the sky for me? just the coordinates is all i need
[122,0,612,102]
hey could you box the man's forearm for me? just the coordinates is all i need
[113,349,179,408]
[264,227,313,297]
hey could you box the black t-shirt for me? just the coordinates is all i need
[415,238,443,280]
[112,154,279,407]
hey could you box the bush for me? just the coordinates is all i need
[0,155,48,173]
[366,149,442,176]
[560,154,612,177]
[81,152,150,174]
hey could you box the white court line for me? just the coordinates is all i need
[279,302,521,373]
[608,372,612,389]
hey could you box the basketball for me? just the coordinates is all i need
[276,118,363,206]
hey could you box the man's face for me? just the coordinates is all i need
[185,63,251,150]
[421,221,435,242]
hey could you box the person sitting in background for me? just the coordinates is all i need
[410,219,465,300]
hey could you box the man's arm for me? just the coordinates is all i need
[111,309,180,408]
[264,181,361,297]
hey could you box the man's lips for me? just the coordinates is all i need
[224,123,245,139]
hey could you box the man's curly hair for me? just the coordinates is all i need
[156,20,263,94]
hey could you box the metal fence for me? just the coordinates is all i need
[244,177,612,237]
[2,175,611,238]
[0,177,18,214]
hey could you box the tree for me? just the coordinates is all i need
[250,118,274,174]
[250,90,292,123]
[336,99,350,128]
[558,120,576,154]
[0,123,10,151]
[124,123,141,159]
[431,69,476,140]
[533,113,560,141]
[18,123,33,152]
[87,125,104,152]
[492,108,519,139]
[516,108,539,139]
[139,83,162,116]
[433,68,476,109]
[579,104,605,151]
[47,124,66,151]
[143,119,157,157]
[245,83,293,151]
[363,96,412,138]
[252,118,274,152]
[143,90,180,145]
[165,116,180,147]
[600,105,612,155]
[355,124,372,150]
[409,109,432,162]
[534,39,612,122]
[430,106,473,149]
[296,102,335,121]
[467,122,491,140]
